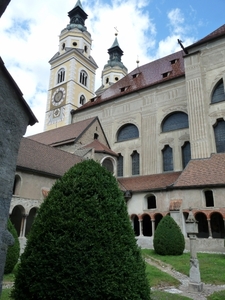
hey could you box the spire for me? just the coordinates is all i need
[104,34,127,70]
[67,0,88,32]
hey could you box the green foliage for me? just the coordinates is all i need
[11,160,150,300]
[153,215,185,256]
[4,219,20,274]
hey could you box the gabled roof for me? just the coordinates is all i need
[75,50,185,112]
[17,138,82,177]
[118,172,181,192]
[28,117,98,146]
[186,24,225,50]
[173,153,225,188]
[0,57,37,126]
[80,139,118,157]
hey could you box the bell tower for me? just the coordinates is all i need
[44,0,98,131]
[96,34,127,95]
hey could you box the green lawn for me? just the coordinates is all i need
[142,249,225,285]
[2,250,225,300]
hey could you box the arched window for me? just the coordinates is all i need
[162,145,173,171]
[214,119,225,153]
[205,190,214,207]
[147,195,156,209]
[80,95,86,106]
[80,70,88,86]
[131,150,139,175]
[102,158,114,173]
[117,124,139,142]
[162,112,189,132]
[117,153,123,177]
[57,68,65,84]
[195,212,209,238]
[182,141,191,168]
[211,80,225,104]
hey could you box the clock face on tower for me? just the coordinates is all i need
[52,87,66,106]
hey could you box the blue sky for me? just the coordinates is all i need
[1,0,225,135]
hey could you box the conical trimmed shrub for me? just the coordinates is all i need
[11,159,150,300]
[153,215,185,255]
[4,219,20,274]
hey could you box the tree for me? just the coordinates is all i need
[11,160,150,300]
[153,215,185,256]
[4,219,20,274]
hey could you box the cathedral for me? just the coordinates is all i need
[10,0,225,252]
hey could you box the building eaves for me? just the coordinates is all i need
[0,57,37,126]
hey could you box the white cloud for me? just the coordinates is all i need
[1,0,198,136]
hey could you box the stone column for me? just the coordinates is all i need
[22,214,28,237]
[207,219,212,238]
[139,219,143,236]
[151,219,155,236]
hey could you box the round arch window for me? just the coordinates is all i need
[102,158,114,173]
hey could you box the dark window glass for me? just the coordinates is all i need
[131,150,139,175]
[182,141,191,168]
[80,95,86,105]
[80,70,88,86]
[102,158,113,173]
[212,81,225,104]
[162,145,173,171]
[147,195,156,209]
[214,119,225,153]
[57,68,65,83]
[117,124,139,142]
[117,154,123,177]
[162,112,189,132]
[205,190,214,207]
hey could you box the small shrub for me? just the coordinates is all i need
[153,215,185,255]
[11,160,150,300]
[4,219,20,274]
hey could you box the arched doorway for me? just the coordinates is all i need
[142,215,152,236]
[155,213,163,231]
[210,212,225,238]
[195,212,209,238]
[132,215,139,236]
[10,205,25,237]
[25,207,37,237]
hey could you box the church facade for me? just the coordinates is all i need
[10,1,225,252]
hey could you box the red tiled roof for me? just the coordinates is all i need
[186,24,225,50]
[74,50,185,111]
[81,139,118,156]
[118,172,181,192]
[28,117,97,146]
[17,138,82,177]
[174,153,225,187]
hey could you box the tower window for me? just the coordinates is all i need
[117,153,123,177]
[62,43,65,50]
[80,95,86,106]
[57,68,65,84]
[131,150,139,175]
[162,145,173,172]
[106,78,109,84]
[80,70,88,86]
[115,77,119,81]
[84,45,88,53]
[73,42,77,46]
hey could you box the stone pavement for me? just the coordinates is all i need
[145,257,225,300]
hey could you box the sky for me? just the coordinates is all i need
[1,0,225,136]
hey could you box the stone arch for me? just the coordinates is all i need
[131,214,139,236]
[10,205,25,237]
[195,212,209,238]
[154,213,163,230]
[210,212,225,238]
[142,214,152,237]
[25,207,38,237]
[101,156,116,175]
